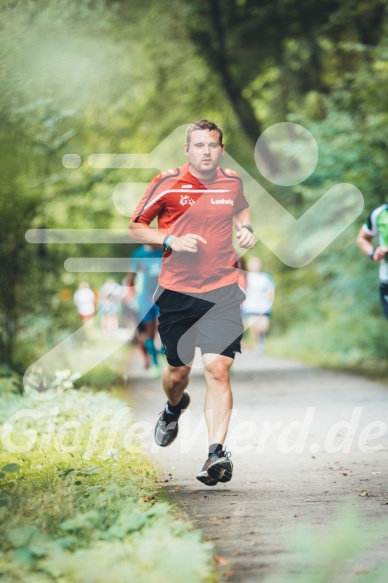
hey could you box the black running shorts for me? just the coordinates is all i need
[379,282,388,320]
[155,283,246,367]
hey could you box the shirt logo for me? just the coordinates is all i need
[211,198,234,206]
[181,184,193,189]
[180,194,195,206]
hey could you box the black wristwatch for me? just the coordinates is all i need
[241,224,254,234]
[369,247,376,261]
[163,234,175,250]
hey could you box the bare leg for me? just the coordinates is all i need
[142,319,159,367]
[162,363,191,406]
[250,315,270,348]
[202,354,234,446]
[154,362,193,448]
[256,315,270,337]
[138,338,151,368]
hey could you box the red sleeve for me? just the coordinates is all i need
[233,173,249,214]
[130,173,166,225]
[235,190,249,214]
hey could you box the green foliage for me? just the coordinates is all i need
[0,367,21,396]
[268,315,388,378]
[1,0,387,373]
[0,387,215,583]
[0,0,159,368]
[266,38,388,374]
[77,363,123,388]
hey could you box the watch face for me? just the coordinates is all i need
[163,235,173,250]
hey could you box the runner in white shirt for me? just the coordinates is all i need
[242,257,275,352]
[74,282,96,321]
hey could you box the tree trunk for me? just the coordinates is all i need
[208,0,278,174]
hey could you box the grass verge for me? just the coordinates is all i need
[267,318,388,384]
[0,379,216,583]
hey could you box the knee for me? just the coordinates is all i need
[205,360,231,385]
[167,366,190,387]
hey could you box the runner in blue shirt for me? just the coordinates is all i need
[129,245,163,375]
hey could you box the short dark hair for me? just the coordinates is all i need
[186,119,223,147]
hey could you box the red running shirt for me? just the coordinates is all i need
[131,163,249,293]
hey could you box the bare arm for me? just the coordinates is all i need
[128,221,207,253]
[128,221,165,246]
[357,226,388,261]
[234,208,255,249]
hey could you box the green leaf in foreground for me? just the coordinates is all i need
[2,463,20,473]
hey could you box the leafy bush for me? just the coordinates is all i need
[0,371,21,396]
[76,363,124,388]
[0,388,215,583]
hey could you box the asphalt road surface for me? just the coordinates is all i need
[126,350,388,582]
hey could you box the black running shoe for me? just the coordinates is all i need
[154,392,191,447]
[196,450,233,486]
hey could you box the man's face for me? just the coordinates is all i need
[185,129,224,176]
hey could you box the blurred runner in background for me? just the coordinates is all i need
[121,273,139,330]
[129,244,163,377]
[122,273,152,369]
[99,278,122,332]
[357,203,388,320]
[242,257,275,353]
[74,282,96,323]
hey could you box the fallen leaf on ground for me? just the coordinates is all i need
[214,556,232,565]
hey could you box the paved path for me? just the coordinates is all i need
[125,350,388,582]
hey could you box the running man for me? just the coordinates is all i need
[128,119,255,485]
[129,244,163,377]
[357,203,388,319]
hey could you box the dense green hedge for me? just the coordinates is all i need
[0,381,215,583]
